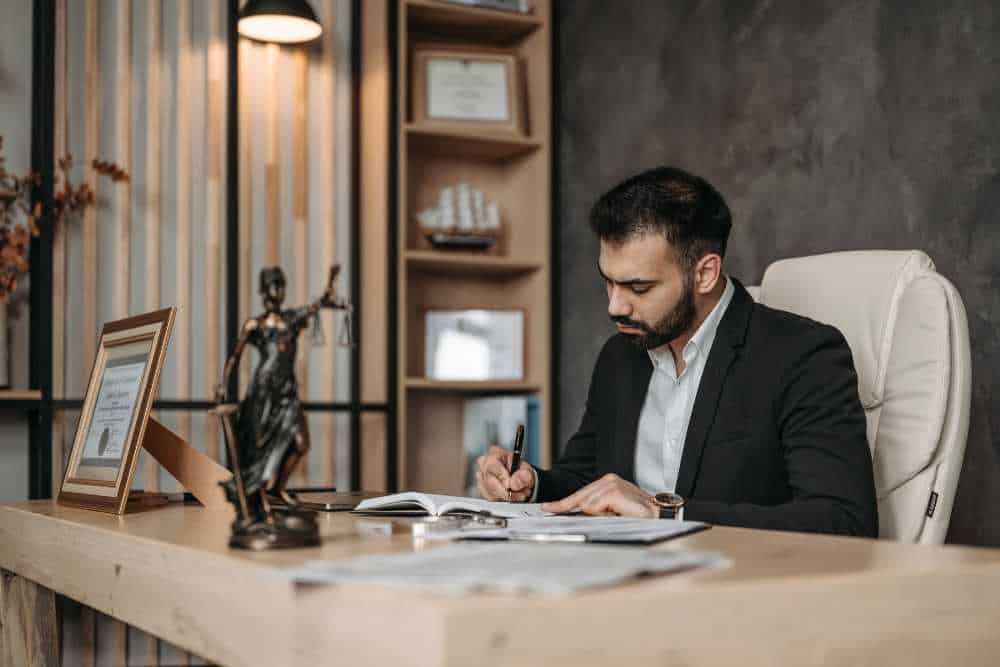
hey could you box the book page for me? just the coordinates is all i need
[355,492,549,518]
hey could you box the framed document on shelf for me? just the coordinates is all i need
[412,45,526,135]
[424,309,524,381]
[58,308,176,514]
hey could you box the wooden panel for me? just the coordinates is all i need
[315,0,338,486]
[265,43,280,266]
[51,0,67,488]
[80,5,100,662]
[361,413,387,492]
[81,0,99,390]
[114,0,131,320]
[144,0,162,497]
[405,392,465,494]
[361,0,391,488]
[406,0,542,44]
[0,570,60,667]
[405,250,541,276]
[237,38,252,392]
[175,0,192,456]
[293,48,309,486]
[204,0,225,465]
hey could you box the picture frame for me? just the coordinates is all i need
[411,45,526,135]
[424,308,524,381]
[58,307,176,514]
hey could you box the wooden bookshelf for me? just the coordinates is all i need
[405,123,542,160]
[404,378,542,393]
[405,249,541,276]
[406,0,542,44]
[396,0,551,494]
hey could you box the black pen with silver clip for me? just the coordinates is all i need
[507,423,525,502]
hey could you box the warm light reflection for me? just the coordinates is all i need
[238,15,322,44]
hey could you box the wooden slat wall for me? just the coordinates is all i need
[238,0,346,488]
[51,0,67,491]
[53,0,360,663]
[361,0,391,492]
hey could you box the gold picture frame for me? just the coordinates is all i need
[411,45,526,135]
[58,307,176,514]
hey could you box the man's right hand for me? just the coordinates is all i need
[476,446,535,502]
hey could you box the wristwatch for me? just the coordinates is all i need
[652,492,685,520]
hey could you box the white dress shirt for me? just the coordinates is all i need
[526,277,734,503]
[633,277,734,495]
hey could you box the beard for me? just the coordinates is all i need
[611,276,697,351]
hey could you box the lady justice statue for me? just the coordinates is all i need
[213,265,351,549]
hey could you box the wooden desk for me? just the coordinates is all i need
[2,501,1000,666]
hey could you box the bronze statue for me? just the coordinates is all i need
[213,265,351,550]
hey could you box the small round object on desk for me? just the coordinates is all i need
[409,515,473,538]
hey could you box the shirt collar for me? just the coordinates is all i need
[647,276,735,371]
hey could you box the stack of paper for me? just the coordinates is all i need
[286,542,727,595]
[433,516,710,544]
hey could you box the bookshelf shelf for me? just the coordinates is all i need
[405,124,542,161]
[406,0,542,45]
[405,250,541,276]
[405,378,541,393]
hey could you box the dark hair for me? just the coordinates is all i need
[259,266,286,294]
[589,166,732,268]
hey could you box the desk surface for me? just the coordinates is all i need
[2,501,1000,666]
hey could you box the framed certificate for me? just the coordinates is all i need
[58,307,176,514]
[424,309,524,381]
[412,46,525,135]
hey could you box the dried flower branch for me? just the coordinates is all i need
[0,134,129,302]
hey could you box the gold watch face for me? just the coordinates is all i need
[654,492,684,509]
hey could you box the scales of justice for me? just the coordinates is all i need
[211,264,354,550]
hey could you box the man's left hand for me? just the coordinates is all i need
[541,474,659,518]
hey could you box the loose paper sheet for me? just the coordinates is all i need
[433,516,710,544]
[286,543,728,595]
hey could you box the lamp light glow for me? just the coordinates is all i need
[238,0,322,44]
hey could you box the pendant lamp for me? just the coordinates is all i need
[238,0,323,44]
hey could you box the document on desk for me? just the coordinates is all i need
[353,491,550,519]
[432,516,710,545]
[287,542,728,595]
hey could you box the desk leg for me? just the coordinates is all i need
[0,570,60,667]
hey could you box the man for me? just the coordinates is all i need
[477,166,878,536]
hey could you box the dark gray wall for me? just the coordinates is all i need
[555,0,1000,545]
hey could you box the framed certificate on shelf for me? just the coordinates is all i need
[424,309,524,381]
[58,308,176,514]
[412,46,526,135]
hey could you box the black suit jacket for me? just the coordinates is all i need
[537,279,879,537]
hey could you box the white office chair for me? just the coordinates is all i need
[747,250,971,543]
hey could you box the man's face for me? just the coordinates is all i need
[598,234,696,351]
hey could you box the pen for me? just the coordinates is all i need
[507,424,525,502]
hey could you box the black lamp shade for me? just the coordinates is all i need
[238,0,323,44]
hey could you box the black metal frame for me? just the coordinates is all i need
[23,0,393,498]
[386,0,400,492]
[28,0,56,500]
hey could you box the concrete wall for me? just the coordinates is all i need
[555,0,1000,545]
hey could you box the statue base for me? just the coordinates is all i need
[228,508,321,551]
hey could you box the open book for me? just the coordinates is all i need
[353,492,550,519]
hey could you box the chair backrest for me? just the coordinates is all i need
[749,250,971,543]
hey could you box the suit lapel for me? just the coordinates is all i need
[614,350,652,482]
[674,279,752,498]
